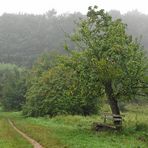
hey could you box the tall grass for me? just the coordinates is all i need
[1,104,148,148]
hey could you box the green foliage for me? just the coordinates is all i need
[23,6,147,118]
[31,51,59,76]
[70,6,148,101]
[23,51,102,117]
[0,63,27,111]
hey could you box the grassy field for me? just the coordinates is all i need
[0,104,148,148]
[0,115,32,148]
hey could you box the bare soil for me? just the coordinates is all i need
[8,119,43,148]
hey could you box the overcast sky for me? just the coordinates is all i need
[0,0,147,15]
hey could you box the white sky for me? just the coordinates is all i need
[0,0,147,15]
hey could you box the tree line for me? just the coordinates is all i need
[0,9,148,67]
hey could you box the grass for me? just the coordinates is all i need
[0,114,32,148]
[0,104,148,148]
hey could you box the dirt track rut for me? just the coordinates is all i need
[8,119,43,148]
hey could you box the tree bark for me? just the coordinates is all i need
[105,81,122,128]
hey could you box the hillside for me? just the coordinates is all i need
[0,10,148,67]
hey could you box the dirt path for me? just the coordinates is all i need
[8,119,43,148]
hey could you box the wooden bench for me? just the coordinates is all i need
[102,113,123,124]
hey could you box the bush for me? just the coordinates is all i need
[23,53,102,117]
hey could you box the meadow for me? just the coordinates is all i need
[0,104,147,148]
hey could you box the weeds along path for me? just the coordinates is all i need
[8,119,43,148]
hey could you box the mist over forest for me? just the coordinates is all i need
[0,9,148,67]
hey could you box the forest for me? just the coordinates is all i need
[0,9,148,67]
[0,5,148,148]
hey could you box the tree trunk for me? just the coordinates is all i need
[105,81,122,129]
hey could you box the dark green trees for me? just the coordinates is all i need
[0,64,27,111]
[23,52,102,117]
